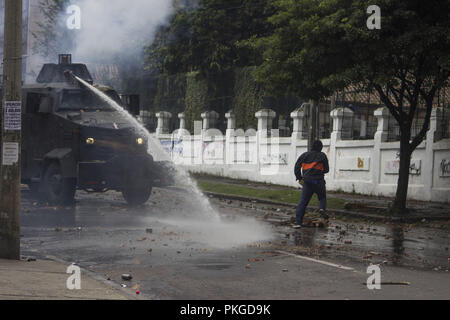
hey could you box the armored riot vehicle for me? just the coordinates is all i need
[21,54,170,205]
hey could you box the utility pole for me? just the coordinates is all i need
[0,0,23,260]
[307,100,319,151]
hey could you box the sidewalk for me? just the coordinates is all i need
[0,258,131,300]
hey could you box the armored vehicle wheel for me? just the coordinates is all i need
[43,162,76,205]
[122,184,152,206]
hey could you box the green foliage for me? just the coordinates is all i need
[146,8,197,75]
[184,72,208,132]
[145,0,279,131]
[152,74,187,115]
[145,0,276,129]
[145,0,275,81]
[253,0,449,110]
[232,67,263,129]
[250,0,352,99]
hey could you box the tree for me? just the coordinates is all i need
[145,0,276,122]
[145,0,275,80]
[252,0,450,213]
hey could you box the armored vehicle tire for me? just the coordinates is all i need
[122,184,152,206]
[43,162,77,205]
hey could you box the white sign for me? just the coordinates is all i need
[367,5,381,30]
[367,265,381,290]
[339,157,371,171]
[2,142,19,166]
[66,265,81,290]
[66,5,81,30]
[4,101,21,131]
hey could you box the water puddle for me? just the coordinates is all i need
[282,221,450,270]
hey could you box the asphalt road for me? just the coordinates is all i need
[20,185,450,300]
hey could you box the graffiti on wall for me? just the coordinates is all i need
[203,141,224,161]
[261,153,288,165]
[440,159,450,177]
[385,159,422,175]
[160,139,183,155]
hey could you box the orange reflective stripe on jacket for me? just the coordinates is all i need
[302,162,324,171]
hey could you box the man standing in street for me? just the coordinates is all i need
[293,140,329,229]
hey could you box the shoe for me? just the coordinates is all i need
[319,209,329,220]
[292,225,302,229]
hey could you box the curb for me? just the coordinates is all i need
[204,191,449,223]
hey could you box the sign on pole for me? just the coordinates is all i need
[2,142,19,165]
[4,101,22,131]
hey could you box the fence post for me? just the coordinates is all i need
[255,109,276,138]
[201,111,220,131]
[329,109,339,187]
[374,107,390,143]
[155,111,172,135]
[290,106,307,186]
[255,109,276,174]
[225,110,236,165]
[178,112,186,131]
[200,111,220,165]
[429,107,443,142]
[328,108,347,187]
[290,107,306,140]
[175,112,190,137]
[193,120,203,165]
[225,110,236,134]
[423,108,443,200]
[330,107,353,140]
[371,107,390,194]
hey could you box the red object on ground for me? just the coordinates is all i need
[136,290,140,295]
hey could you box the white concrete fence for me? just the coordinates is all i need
[153,106,450,203]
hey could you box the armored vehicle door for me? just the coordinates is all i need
[22,91,57,180]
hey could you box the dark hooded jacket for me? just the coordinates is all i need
[294,142,329,182]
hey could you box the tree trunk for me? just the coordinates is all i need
[391,130,412,215]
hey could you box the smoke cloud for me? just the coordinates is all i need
[23,0,173,84]
[71,0,172,62]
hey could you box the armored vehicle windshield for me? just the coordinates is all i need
[60,89,121,112]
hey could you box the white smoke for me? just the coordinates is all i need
[72,0,172,62]
[24,0,173,83]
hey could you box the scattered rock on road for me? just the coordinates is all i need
[121,274,133,281]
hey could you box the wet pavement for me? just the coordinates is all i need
[212,196,450,271]
[19,186,450,299]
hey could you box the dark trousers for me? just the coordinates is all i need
[296,179,327,225]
